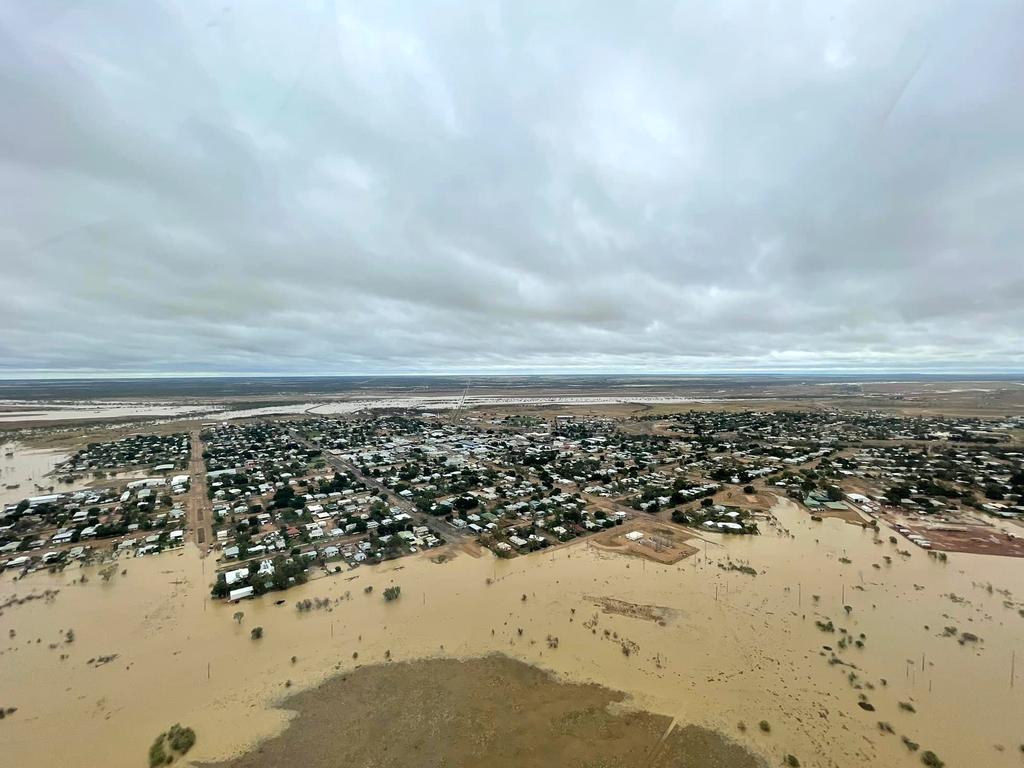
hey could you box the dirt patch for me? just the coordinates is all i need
[591,518,699,565]
[716,487,775,511]
[203,655,765,768]
[586,596,678,624]
[883,517,1024,557]
[809,504,868,526]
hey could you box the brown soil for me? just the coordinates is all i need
[586,596,678,624]
[802,502,868,526]
[716,488,776,511]
[591,518,699,564]
[203,655,766,768]
[882,516,1024,557]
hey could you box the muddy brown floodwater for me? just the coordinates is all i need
[1,497,1022,768]
[0,441,68,505]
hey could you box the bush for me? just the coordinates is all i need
[785,756,800,767]
[758,720,771,733]
[383,586,401,602]
[920,751,944,767]
[167,724,196,754]
[148,724,195,766]
[148,736,167,767]
[250,626,264,640]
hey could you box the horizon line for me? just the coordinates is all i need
[2,369,1024,382]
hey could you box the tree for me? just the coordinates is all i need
[233,611,244,624]
[211,578,229,599]
[383,586,401,602]
[250,626,264,640]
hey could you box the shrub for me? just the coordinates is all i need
[383,586,401,602]
[148,724,196,766]
[167,724,196,754]
[758,720,771,733]
[785,756,800,767]
[920,751,944,767]
[148,736,167,767]
[250,626,264,640]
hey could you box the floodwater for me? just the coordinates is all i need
[1,498,1022,768]
[0,442,68,505]
[0,400,217,423]
[215,395,728,420]
[0,395,727,425]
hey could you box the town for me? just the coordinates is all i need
[3,408,1022,594]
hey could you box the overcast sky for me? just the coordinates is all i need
[1,1,1022,377]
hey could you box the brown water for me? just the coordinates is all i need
[1,497,1021,768]
[0,442,68,505]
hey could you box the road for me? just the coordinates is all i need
[186,426,212,554]
[289,429,456,545]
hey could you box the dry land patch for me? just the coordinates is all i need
[203,655,765,768]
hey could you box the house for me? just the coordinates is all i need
[224,567,250,585]
[229,586,255,601]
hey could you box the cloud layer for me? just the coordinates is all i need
[2,1,1023,375]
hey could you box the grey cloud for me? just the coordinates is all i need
[1,0,1023,376]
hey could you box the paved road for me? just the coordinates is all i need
[186,427,212,554]
[290,429,456,545]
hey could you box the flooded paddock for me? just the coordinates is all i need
[0,442,68,506]
[0,497,1021,768]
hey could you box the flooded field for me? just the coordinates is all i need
[1,497,1022,768]
[209,395,730,420]
[0,441,68,505]
[0,401,217,424]
[0,395,731,426]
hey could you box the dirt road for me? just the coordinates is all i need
[186,426,212,553]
